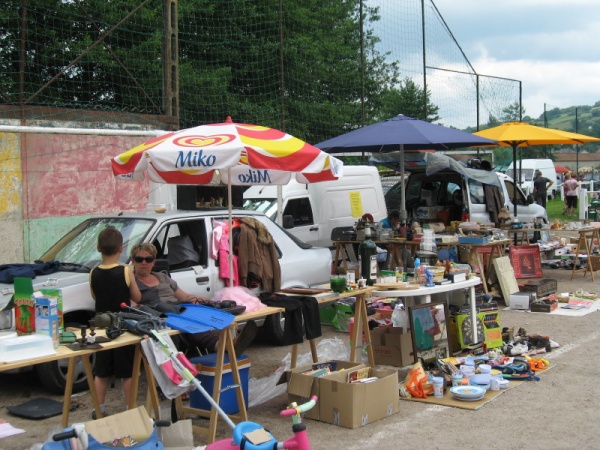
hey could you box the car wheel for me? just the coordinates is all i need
[260,313,285,345]
[35,355,96,394]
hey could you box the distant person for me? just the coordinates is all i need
[532,170,554,208]
[380,210,401,231]
[449,189,464,222]
[563,172,579,217]
[89,227,142,419]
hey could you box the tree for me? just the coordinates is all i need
[377,78,440,122]
[500,102,525,122]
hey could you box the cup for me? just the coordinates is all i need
[451,371,463,387]
[432,376,444,398]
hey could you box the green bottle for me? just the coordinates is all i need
[359,225,378,286]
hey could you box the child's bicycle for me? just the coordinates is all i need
[206,395,317,450]
[135,319,316,450]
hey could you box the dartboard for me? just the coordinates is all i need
[461,315,485,345]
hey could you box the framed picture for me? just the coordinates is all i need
[509,245,542,278]
[408,301,451,365]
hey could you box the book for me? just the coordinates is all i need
[347,367,371,383]
[446,271,467,283]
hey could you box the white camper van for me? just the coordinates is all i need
[243,166,387,247]
[506,159,558,198]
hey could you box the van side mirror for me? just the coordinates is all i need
[282,215,295,229]
[526,194,534,205]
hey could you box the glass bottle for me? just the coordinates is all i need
[359,224,378,286]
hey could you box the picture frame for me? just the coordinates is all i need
[408,301,451,365]
[509,245,542,278]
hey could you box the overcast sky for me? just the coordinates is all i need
[434,0,600,119]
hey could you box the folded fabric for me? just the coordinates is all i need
[0,261,61,283]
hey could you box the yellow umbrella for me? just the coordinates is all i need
[474,122,600,217]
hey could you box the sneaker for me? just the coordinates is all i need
[233,320,258,356]
[91,409,109,420]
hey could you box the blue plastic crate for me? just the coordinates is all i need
[458,236,492,244]
[189,353,251,414]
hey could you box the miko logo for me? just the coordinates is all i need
[237,169,272,184]
[175,150,217,168]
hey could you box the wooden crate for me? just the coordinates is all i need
[518,279,557,297]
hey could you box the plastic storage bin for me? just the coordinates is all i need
[189,353,251,414]
[0,334,56,363]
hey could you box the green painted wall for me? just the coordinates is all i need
[23,215,92,263]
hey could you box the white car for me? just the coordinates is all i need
[0,209,332,393]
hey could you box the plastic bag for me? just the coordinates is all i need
[403,361,433,398]
[213,286,267,312]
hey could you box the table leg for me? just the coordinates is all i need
[207,329,227,442]
[61,357,76,428]
[475,251,489,294]
[290,344,299,369]
[571,233,584,280]
[309,339,318,363]
[129,344,142,410]
[226,330,248,423]
[349,293,374,367]
[334,243,342,274]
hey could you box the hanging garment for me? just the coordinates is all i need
[235,218,281,292]
[258,293,321,345]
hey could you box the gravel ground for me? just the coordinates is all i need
[1,261,598,450]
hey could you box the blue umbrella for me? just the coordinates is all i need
[315,114,497,220]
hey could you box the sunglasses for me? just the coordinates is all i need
[133,256,155,263]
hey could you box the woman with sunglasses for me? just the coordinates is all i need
[130,242,209,308]
[130,243,220,357]
[130,243,257,358]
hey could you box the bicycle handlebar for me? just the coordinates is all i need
[280,395,318,417]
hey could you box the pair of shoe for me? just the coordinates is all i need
[91,409,109,420]
[233,320,258,356]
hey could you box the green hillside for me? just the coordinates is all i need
[533,103,600,138]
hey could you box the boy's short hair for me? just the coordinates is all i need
[97,227,123,256]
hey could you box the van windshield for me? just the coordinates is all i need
[243,198,277,220]
[506,168,534,182]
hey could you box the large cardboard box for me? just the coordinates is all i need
[282,360,365,421]
[85,406,154,445]
[318,367,400,429]
[371,326,414,367]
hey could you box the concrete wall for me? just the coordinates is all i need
[0,130,152,264]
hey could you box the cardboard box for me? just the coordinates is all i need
[85,406,154,445]
[509,292,534,310]
[40,288,64,331]
[282,360,365,421]
[318,367,400,429]
[33,292,60,348]
[371,326,414,367]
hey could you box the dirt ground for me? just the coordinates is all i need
[1,263,599,450]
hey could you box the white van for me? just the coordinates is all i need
[506,159,558,198]
[243,166,387,247]
[400,168,548,225]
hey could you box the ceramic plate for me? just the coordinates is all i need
[453,394,485,402]
[449,385,486,397]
